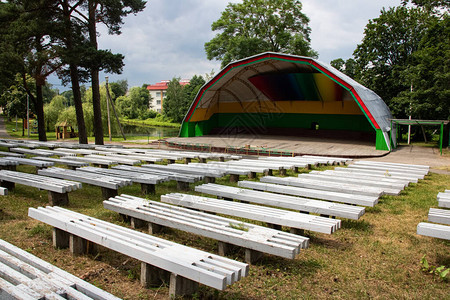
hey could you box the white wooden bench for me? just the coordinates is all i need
[260,176,386,197]
[38,167,131,199]
[161,193,341,234]
[297,173,403,195]
[229,159,288,175]
[257,157,310,171]
[141,163,224,183]
[28,206,248,296]
[428,208,450,225]
[34,156,89,170]
[78,166,170,194]
[0,170,81,205]
[187,162,250,182]
[333,167,419,183]
[0,141,19,149]
[104,194,309,262]
[113,165,201,190]
[207,161,268,178]
[0,150,24,158]
[62,156,116,168]
[238,180,378,207]
[96,152,163,163]
[55,148,102,155]
[195,183,365,220]
[85,154,141,165]
[417,223,450,240]
[0,158,19,170]
[3,157,54,170]
[352,160,429,172]
[346,165,426,179]
[309,170,408,188]
[0,238,120,299]
[437,191,450,208]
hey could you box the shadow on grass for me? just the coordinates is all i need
[257,255,323,277]
[341,219,373,232]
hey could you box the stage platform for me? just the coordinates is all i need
[165,134,389,158]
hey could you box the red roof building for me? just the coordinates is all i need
[147,80,190,113]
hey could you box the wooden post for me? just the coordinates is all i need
[169,273,199,297]
[53,228,69,249]
[245,248,263,264]
[101,187,118,200]
[218,241,231,256]
[131,217,147,229]
[141,183,155,195]
[176,181,189,191]
[140,262,170,288]
[229,174,239,183]
[48,191,69,206]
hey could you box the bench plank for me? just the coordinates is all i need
[238,180,378,207]
[28,206,248,291]
[0,239,120,300]
[104,194,308,259]
[428,208,450,225]
[161,193,341,234]
[195,183,365,220]
[417,222,450,240]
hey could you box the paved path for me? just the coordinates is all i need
[0,116,10,138]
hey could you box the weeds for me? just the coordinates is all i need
[420,255,449,281]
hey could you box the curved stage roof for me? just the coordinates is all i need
[181,52,393,151]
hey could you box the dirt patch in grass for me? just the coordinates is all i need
[0,164,449,299]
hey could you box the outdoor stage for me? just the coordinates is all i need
[165,134,390,158]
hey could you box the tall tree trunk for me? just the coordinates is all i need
[88,0,103,145]
[62,0,88,144]
[70,64,88,144]
[35,81,47,141]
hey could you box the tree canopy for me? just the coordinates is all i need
[205,0,316,68]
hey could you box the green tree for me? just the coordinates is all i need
[44,95,65,131]
[330,58,357,79]
[163,76,206,123]
[115,86,150,119]
[110,79,128,99]
[392,16,449,120]
[353,6,434,104]
[205,0,316,68]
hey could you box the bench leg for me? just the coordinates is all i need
[167,159,175,164]
[219,157,225,162]
[264,170,273,176]
[218,241,231,256]
[229,174,239,183]
[141,262,170,288]
[290,228,305,236]
[176,181,189,191]
[148,222,164,234]
[169,273,199,297]
[70,234,98,255]
[48,191,69,206]
[245,248,263,264]
[101,187,118,200]
[293,167,298,173]
[131,217,147,229]
[248,172,256,179]
[204,176,215,183]
[184,158,191,164]
[141,183,155,195]
[279,168,287,176]
[266,223,282,230]
[53,228,69,249]
[199,158,206,163]
[1,180,14,190]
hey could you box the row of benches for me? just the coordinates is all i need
[417,190,450,240]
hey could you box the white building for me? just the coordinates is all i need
[147,80,190,113]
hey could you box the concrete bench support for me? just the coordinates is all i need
[204,176,215,183]
[177,181,190,191]
[141,183,156,195]
[149,222,164,234]
[169,273,199,297]
[101,187,118,200]
[229,174,240,182]
[245,249,263,264]
[48,191,69,206]
[53,228,69,248]
[131,217,147,229]
[141,262,170,288]
[0,180,14,190]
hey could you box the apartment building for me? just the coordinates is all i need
[147,79,190,113]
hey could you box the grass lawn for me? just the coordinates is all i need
[0,156,449,298]
[4,119,171,143]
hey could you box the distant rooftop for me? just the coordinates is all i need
[147,79,190,91]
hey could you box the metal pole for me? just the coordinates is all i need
[27,93,30,138]
[407,83,412,145]
[440,122,443,155]
[105,76,112,142]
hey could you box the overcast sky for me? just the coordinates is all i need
[49,0,402,91]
